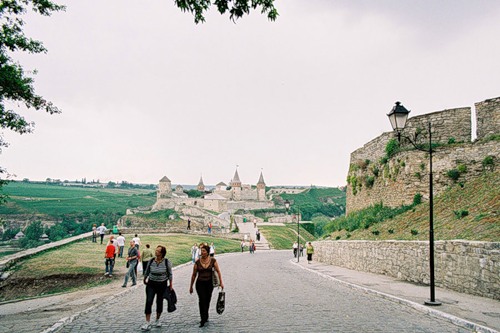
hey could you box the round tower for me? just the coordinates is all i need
[158,176,172,199]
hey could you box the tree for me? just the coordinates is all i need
[0,1,65,199]
[24,220,44,241]
[174,0,278,23]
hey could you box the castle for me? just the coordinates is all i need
[152,168,274,213]
[346,96,500,214]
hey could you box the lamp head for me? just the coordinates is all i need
[387,101,410,132]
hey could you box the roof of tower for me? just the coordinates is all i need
[216,181,227,186]
[198,176,204,186]
[231,168,241,183]
[257,171,266,185]
[159,176,171,183]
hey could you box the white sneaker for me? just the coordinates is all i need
[152,320,162,327]
[140,322,151,331]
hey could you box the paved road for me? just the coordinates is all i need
[52,251,472,333]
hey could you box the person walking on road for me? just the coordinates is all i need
[140,245,173,331]
[306,242,314,264]
[189,244,224,327]
[141,244,154,276]
[116,233,126,258]
[91,224,97,243]
[191,243,198,264]
[104,239,115,277]
[97,223,107,244]
[209,242,215,257]
[292,242,298,257]
[122,241,138,287]
[240,240,245,252]
[187,218,191,230]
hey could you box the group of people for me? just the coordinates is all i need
[103,232,127,277]
[190,242,216,263]
[293,241,315,263]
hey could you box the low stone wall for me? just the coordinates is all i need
[313,240,500,300]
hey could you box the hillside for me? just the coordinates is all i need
[277,187,346,220]
[328,170,499,241]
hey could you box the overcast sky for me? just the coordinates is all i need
[2,0,500,187]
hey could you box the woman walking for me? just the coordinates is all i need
[141,244,154,276]
[189,244,224,327]
[122,241,138,287]
[140,245,173,331]
[306,242,314,264]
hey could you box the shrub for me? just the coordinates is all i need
[371,230,380,235]
[388,229,394,234]
[346,233,351,238]
[380,156,388,164]
[448,137,456,144]
[482,155,495,171]
[446,169,460,182]
[371,166,380,177]
[413,193,422,205]
[410,229,419,236]
[364,176,375,188]
[454,210,469,219]
[457,164,467,173]
[385,138,400,158]
[414,172,422,180]
[420,163,426,171]
[335,236,341,240]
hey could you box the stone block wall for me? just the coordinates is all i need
[313,240,500,300]
[476,97,500,140]
[346,96,500,213]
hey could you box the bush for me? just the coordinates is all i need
[457,164,467,174]
[482,155,495,171]
[364,176,375,188]
[413,193,422,205]
[448,137,456,144]
[371,230,380,235]
[385,138,400,158]
[446,169,460,182]
[454,210,469,219]
[388,229,394,234]
[411,229,419,236]
[335,236,341,240]
[371,166,380,177]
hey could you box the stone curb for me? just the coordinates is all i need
[291,260,499,333]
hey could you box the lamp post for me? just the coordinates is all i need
[284,199,300,262]
[387,102,441,306]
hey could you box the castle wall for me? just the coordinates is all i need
[346,96,500,214]
[313,240,500,300]
[476,96,500,140]
[227,201,274,211]
[240,189,258,200]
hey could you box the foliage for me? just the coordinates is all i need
[457,164,467,174]
[311,215,331,237]
[0,1,65,196]
[447,137,456,144]
[174,0,278,23]
[413,193,422,205]
[385,138,400,159]
[410,229,419,236]
[134,209,178,221]
[364,175,375,188]
[482,155,495,171]
[184,189,203,198]
[446,169,460,182]
[453,210,469,219]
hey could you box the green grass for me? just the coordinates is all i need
[0,182,156,216]
[259,224,315,249]
[330,171,500,241]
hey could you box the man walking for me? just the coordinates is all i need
[104,239,115,277]
[97,223,107,244]
[116,233,126,258]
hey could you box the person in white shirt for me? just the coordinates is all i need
[116,233,126,258]
[96,223,107,244]
[132,234,141,250]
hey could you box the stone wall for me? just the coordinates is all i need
[227,200,274,211]
[347,141,500,212]
[476,97,500,140]
[347,96,500,214]
[313,240,500,300]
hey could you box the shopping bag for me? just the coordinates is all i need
[216,289,225,315]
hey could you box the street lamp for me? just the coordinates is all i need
[387,101,441,306]
[284,199,300,262]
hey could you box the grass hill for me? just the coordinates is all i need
[327,171,499,242]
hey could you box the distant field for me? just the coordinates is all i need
[0,182,156,216]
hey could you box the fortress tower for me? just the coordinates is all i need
[197,175,205,192]
[230,168,242,201]
[157,176,172,199]
[257,171,266,201]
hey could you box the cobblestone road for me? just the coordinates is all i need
[55,251,472,333]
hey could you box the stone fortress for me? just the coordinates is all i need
[346,96,499,214]
[152,168,274,213]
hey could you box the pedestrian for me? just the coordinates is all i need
[122,240,139,287]
[306,242,314,264]
[141,244,154,276]
[191,243,198,264]
[207,222,212,234]
[256,229,261,241]
[116,233,126,258]
[249,240,255,254]
[240,240,245,252]
[140,245,173,331]
[189,244,224,327]
[97,223,107,244]
[292,242,298,257]
[187,218,191,230]
[209,242,215,257]
[300,243,304,257]
[92,224,97,243]
[132,234,141,250]
[253,218,257,228]
[104,239,115,277]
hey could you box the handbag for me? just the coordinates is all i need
[163,288,177,313]
[216,289,225,315]
[212,265,220,288]
[126,261,130,268]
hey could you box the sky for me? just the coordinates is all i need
[1,0,500,187]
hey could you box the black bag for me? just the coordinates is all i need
[164,288,177,312]
[126,261,130,268]
[216,289,225,315]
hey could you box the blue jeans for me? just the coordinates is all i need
[123,261,137,286]
[105,258,114,275]
[118,246,124,257]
